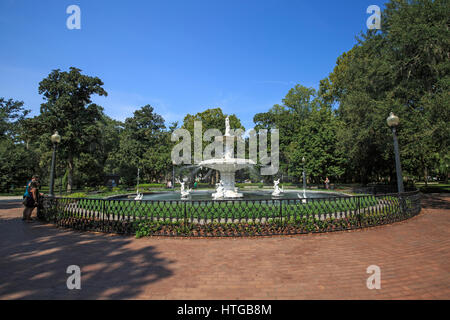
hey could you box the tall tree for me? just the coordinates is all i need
[287,105,346,184]
[0,98,37,192]
[113,105,172,185]
[0,98,30,140]
[319,0,450,183]
[254,85,323,181]
[36,67,107,191]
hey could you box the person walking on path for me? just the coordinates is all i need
[22,175,41,221]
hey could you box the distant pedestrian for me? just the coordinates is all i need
[324,177,330,190]
[22,175,41,221]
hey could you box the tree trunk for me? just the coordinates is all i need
[424,166,428,186]
[67,154,74,193]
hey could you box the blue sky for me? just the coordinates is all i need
[0,0,384,129]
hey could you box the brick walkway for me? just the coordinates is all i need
[0,194,448,300]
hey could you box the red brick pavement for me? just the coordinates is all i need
[0,194,448,300]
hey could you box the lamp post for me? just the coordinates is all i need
[49,131,61,197]
[172,164,175,189]
[302,157,306,191]
[387,113,404,193]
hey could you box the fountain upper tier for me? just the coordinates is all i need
[199,158,255,172]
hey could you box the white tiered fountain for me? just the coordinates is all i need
[199,117,256,199]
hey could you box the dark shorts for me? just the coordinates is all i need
[23,197,35,208]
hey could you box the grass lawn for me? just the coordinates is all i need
[415,182,450,193]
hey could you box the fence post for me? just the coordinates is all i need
[102,199,105,232]
[54,197,58,223]
[357,196,362,227]
[279,199,283,226]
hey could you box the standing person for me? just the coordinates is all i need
[22,175,41,221]
[324,177,330,190]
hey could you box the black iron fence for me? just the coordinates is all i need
[37,189,421,237]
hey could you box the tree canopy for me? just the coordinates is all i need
[1,0,448,193]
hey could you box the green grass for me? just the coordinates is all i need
[415,183,449,193]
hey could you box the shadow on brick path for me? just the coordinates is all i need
[1,196,449,300]
[0,201,174,299]
[421,193,450,210]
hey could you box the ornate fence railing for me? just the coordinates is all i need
[37,189,421,237]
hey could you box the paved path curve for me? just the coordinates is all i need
[0,194,448,300]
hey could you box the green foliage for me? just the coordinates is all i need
[24,67,108,192]
[111,105,173,185]
[319,0,450,183]
[254,85,345,183]
[3,0,448,191]
[0,98,30,139]
[0,98,37,192]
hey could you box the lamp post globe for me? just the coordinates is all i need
[51,131,61,144]
[49,131,61,197]
[387,112,400,128]
[387,113,404,193]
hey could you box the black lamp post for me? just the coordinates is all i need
[302,156,306,190]
[49,131,61,197]
[387,113,404,193]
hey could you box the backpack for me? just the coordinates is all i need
[23,180,32,199]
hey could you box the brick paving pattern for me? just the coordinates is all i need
[0,194,448,300]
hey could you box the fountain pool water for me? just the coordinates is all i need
[120,190,343,201]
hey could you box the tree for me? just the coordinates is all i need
[36,67,108,191]
[0,98,37,192]
[254,85,324,182]
[183,108,243,136]
[287,105,346,184]
[113,105,172,185]
[319,0,450,184]
[0,98,30,140]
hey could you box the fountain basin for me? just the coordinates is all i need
[115,190,345,201]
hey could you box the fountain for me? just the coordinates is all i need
[118,117,343,202]
[135,168,143,200]
[199,116,256,199]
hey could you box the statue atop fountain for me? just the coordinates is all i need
[199,116,256,199]
[272,179,284,197]
[225,116,231,136]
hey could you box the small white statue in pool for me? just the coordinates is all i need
[212,180,226,199]
[297,191,307,203]
[180,181,191,198]
[272,179,284,197]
